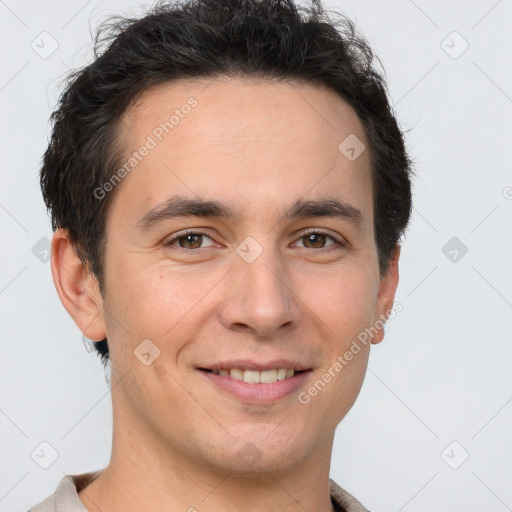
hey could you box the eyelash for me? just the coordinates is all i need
[163,229,345,253]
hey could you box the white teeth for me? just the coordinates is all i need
[243,370,260,383]
[209,368,296,383]
[277,368,287,380]
[260,369,277,383]
[229,368,244,380]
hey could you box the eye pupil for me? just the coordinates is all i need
[179,234,202,249]
[304,233,326,248]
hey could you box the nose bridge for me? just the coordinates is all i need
[219,238,301,337]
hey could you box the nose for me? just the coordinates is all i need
[218,246,302,339]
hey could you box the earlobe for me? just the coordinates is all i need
[50,229,107,341]
[371,246,400,345]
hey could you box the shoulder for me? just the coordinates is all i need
[27,470,103,512]
[329,478,373,512]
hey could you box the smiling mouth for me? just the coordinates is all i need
[199,368,309,384]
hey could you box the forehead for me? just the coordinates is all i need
[110,77,373,228]
[121,76,367,145]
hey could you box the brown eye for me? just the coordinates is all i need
[294,230,342,250]
[176,233,203,249]
[302,233,329,249]
[164,231,216,251]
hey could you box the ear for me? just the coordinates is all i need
[50,229,107,341]
[371,245,400,345]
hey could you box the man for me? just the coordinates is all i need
[30,0,412,510]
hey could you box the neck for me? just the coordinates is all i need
[78,412,336,512]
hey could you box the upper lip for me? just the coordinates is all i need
[199,359,312,372]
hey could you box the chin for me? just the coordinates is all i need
[202,432,311,475]
[216,452,304,476]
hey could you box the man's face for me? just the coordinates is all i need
[98,77,398,473]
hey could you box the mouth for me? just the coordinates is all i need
[199,367,309,384]
[197,364,313,404]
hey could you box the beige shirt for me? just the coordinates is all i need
[28,469,370,512]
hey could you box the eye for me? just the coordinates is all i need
[163,229,345,253]
[293,230,344,250]
[164,230,217,251]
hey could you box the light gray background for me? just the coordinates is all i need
[1,0,511,510]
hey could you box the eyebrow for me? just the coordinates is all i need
[135,194,365,231]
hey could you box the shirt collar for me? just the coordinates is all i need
[33,470,369,512]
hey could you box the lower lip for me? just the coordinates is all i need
[199,370,312,404]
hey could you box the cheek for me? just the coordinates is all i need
[299,274,375,423]
[103,259,225,345]
[302,266,378,341]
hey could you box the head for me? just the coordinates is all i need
[42,0,412,475]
